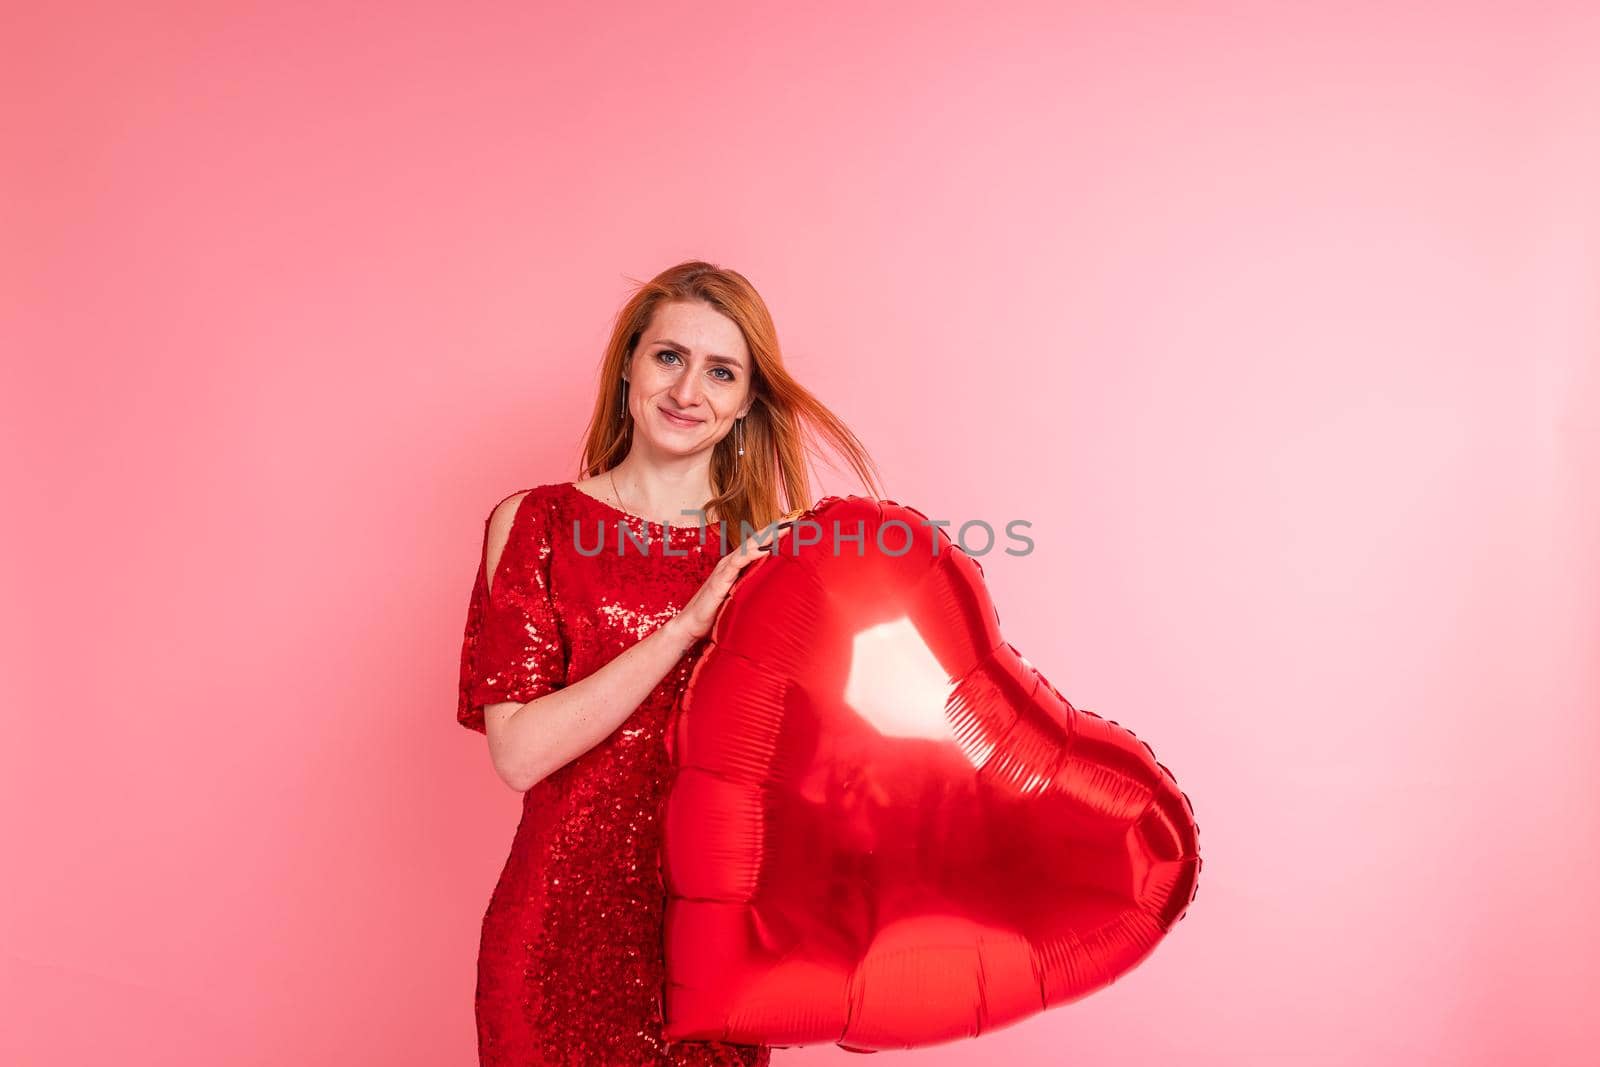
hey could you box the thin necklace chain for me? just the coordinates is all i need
[608,467,630,520]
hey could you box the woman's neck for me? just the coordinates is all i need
[605,456,717,527]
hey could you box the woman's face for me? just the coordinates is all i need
[625,300,753,458]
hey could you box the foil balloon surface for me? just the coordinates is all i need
[661,496,1200,1052]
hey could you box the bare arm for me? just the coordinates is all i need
[481,616,698,792]
[477,501,778,792]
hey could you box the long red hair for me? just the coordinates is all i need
[578,260,883,539]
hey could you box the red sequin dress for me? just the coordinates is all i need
[457,481,771,1067]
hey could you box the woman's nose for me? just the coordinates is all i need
[671,374,702,406]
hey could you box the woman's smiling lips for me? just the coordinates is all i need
[659,406,703,428]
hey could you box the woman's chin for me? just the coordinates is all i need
[637,429,708,457]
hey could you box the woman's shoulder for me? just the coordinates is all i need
[487,480,572,509]
[480,483,570,588]
[483,482,570,536]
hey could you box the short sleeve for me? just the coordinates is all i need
[456,489,569,732]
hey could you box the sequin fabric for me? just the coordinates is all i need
[458,481,771,1067]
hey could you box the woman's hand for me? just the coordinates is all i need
[668,523,791,645]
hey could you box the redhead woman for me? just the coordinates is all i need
[456,260,882,1066]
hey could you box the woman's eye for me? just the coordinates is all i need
[656,350,736,383]
[656,350,733,382]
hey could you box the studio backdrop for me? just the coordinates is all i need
[4,3,1597,1066]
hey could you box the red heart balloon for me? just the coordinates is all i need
[661,496,1201,1052]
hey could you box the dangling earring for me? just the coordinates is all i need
[617,378,628,422]
[736,417,745,457]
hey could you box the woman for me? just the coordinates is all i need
[456,260,883,1066]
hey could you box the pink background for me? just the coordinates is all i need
[5,2,1598,1064]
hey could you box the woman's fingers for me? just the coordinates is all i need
[724,537,769,568]
[729,519,794,560]
[716,547,766,590]
[677,523,793,640]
